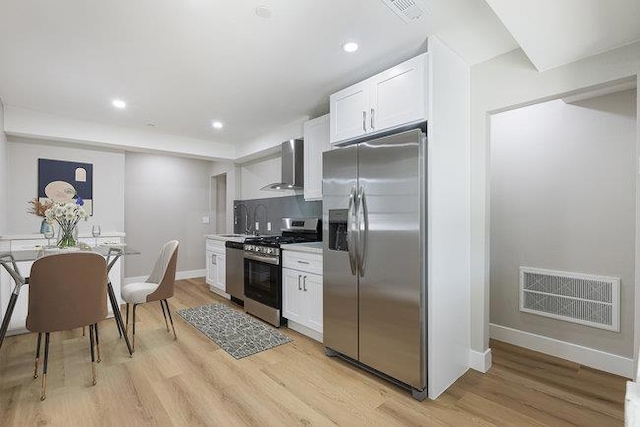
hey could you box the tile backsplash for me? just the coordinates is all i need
[233,195,322,235]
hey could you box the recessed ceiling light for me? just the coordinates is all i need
[255,6,271,19]
[112,99,126,109]
[342,42,359,53]
[212,121,224,130]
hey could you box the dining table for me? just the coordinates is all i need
[0,245,140,356]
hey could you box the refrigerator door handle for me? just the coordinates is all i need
[357,186,368,277]
[347,186,358,276]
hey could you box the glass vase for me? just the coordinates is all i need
[57,224,77,248]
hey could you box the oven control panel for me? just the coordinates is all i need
[244,245,280,256]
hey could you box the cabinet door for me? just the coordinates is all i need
[329,80,370,144]
[303,114,331,201]
[369,53,427,133]
[302,273,323,333]
[282,269,303,323]
[216,254,226,292]
[0,261,33,333]
[206,250,217,286]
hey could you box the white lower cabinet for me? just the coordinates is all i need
[205,239,226,295]
[282,250,323,342]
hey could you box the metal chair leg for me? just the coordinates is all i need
[125,303,130,334]
[89,325,96,386]
[95,323,101,363]
[41,333,50,401]
[164,300,177,341]
[82,326,86,336]
[34,333,42,379]
[132,304,137,352]
[160,300,170,332]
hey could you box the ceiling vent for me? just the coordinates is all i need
[381,0,427,24]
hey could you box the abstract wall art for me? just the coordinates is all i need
[38,158,94,215]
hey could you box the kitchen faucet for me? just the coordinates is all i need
[253,203,268,235]
[234,202,251,235]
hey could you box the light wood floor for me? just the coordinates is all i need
[0,278,626,426]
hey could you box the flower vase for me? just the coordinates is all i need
[57,225,77,248]
[39,219,51,234]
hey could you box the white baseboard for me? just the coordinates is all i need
[209,285,230,300]
[286,320,323,343]
[469,348,492,373]
[124,269,206,285]
[490,323,634,378]
[176,269,206,280]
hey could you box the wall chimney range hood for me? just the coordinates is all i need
[261,139,304,191]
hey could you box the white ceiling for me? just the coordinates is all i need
[0,0,516,151]
[486,0,640,71]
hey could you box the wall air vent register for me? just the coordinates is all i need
[381,0,427,24]
[519,267,620,332]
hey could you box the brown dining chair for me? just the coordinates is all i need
[27,252,108,401]
[121,240,179,351]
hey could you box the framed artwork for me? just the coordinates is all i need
[38,158,94,215]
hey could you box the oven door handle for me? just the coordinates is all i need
[244,252,280,265]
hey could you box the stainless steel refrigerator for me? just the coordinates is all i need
[323,127,427,400]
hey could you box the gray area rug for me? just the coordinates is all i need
[176,303,291,359]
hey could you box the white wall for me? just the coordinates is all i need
[125,152,213,277]
[470,42,640,361]
[490,91,636,357]
[239,153,299,201]
[6,137,125,235]
[0,101,7,234]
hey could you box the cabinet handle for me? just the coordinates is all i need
[297,260,309,265]
[371,108,375,129]
[362,111,367,132]
[303,276,307,292]
[211,254,217,265]
[298,275,302,290]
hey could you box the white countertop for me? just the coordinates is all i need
[280,241,323,255]
[205,234,252,243]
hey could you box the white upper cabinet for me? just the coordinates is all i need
[303,114,331,201]
[329,53,428,145]
[329,81,370,143]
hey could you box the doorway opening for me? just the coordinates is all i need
[488,78,638,377]
[211,173,227,233]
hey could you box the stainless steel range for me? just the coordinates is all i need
[243,218,321,327]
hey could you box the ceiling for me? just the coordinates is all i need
[486,0,640,71]
[0,0,517,152]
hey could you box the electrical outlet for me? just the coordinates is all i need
[201,216,210,224]
[255,221,260,230]
[267,222,272,231]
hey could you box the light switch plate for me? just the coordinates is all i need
[255,221,260,230]
[202,216,210,224]
[267,222,272,231]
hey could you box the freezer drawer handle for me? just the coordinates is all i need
[357,186,368,277]
[347,186,358,276]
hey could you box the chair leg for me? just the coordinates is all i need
[34,333,42,379]
[160,300,170,332]
[125,303,130,334]
[164,300,177,341]
[95,323,101,363]
[89,325,97,386]
[41,333,50,401]
[82,326,86,336]
[132,304,137,352]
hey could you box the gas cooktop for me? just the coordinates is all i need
[243,235,314,248]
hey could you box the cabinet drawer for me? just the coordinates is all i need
[206,239,226,253]
[283,251,322,275]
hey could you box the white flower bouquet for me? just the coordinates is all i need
[44,199,89,248]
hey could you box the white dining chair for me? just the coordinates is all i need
[120,240,179,351]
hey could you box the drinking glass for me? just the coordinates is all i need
[92,225,101,247]
[43,225,55,248]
